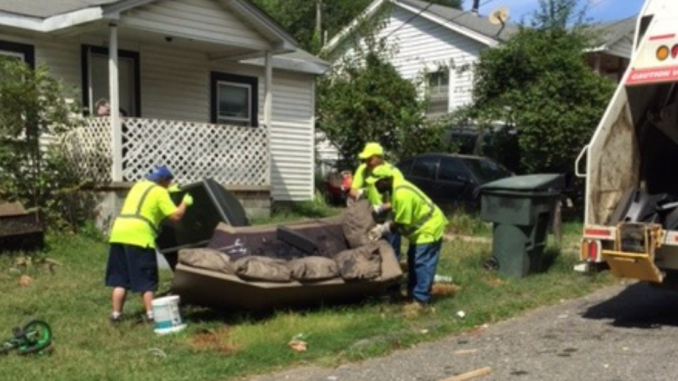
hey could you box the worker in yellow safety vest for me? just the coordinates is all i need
[348,142,403,257]
[105,166,193,323]
[366,164,448,306]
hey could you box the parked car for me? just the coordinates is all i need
[397,153,513,213]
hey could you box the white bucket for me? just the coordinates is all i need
[151,295,186,335]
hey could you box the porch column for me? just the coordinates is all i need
[264,51,273,128]
[109,23,122,182]
[264,51,273,189]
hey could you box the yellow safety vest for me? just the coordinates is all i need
[351,162,403,206]
[108,180,178,249]
[391,178,448,244]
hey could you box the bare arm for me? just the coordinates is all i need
[168,202,188,222]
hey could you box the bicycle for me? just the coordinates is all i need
[0,320,52,356]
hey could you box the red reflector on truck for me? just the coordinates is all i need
[650,34,676,41]
[588,242,598,261]
[584,228,611,237]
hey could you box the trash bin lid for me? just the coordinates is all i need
[479,174,564,194]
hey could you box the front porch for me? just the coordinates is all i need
[64,116,272,229]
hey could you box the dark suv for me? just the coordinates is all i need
[397,153,512,213]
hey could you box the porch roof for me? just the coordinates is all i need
[0,0,296,51]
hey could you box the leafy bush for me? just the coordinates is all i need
[0,58,86,230]
[451,0,615,175]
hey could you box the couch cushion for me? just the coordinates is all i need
[234,256,292,282]
[178,248,235,274]
[333,242,383,280]
[342,200,377,248]
[287,256,340,281]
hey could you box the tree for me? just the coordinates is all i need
[0,58,84,229]
[251,0,373,53]
[453,0,614,175]
[317,37,443,168]
[251,0,462,54]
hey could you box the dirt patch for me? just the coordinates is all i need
[189,327,239,355]
[431,283,461,298]
[481,275,505,288]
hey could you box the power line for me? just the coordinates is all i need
[382,1,436,41]
[382,0,501,42]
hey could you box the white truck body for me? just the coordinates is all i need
[578,0,678,283]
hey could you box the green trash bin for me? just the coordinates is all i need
[479,174,564,278]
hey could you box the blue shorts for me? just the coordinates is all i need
[105,243,158,293]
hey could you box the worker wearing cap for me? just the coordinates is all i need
[349,142,403,257]
[366,164,448,306]
[105,166,193,323]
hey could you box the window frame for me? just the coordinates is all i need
[210,72,258,127]
[438,157,471,182]
[80,45,141,117]
[410,156,440,181]
[0,40,35,69]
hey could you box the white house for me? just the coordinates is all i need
[0,0,329,221]
[322,0,517,120]
[586,17,635,82]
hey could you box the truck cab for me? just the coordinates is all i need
[578,0,678,285]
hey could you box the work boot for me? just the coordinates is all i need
[402,301,433,318]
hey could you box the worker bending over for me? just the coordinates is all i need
[366,164,448,307]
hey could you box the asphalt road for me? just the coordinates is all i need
[247,282,678,381]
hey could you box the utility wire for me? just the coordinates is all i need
[382,1,437,41]
[382,0,501,42]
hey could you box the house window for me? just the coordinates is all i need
[427,69,449,96]
[0,40,35,69]
[210,72,258,127]
[81,45,141,117]
[426,69,449,117]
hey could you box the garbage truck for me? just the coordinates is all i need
[576,0,678,286]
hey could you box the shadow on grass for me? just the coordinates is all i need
[538,245,561,273]
[180,294,395,326]
[582,282,678,329]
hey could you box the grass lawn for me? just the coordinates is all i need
[0,218,614,381]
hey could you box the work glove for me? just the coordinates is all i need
[168,185,181,193]
[373,203,391,215]
[368,222,391,242]
[181,193,194,207]
[355,189,365,201]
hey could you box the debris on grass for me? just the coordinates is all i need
[456,310,466,319]
[288,333,309,352]
[19,274,32,287]
[189,327,238,355]
[431,283,461,298]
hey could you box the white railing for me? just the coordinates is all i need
[63,117,270,187]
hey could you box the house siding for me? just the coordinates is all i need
[607,36,633,59]
[338,6,486,112]
[0,29,315,202]
[121,0,270,51]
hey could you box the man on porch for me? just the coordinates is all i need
[105,166,193,323]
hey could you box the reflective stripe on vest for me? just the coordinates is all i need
[117,182,160,236]
[394,185,435,235]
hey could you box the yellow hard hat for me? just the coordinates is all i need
[365,164,394,185]
[358,142,384,159]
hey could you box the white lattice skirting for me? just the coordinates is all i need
[63,117,270,187]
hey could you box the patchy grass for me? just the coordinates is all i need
[0,225,615,381]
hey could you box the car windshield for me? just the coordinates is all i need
[461,157,511,183]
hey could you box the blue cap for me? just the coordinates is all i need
[145,166,174,182]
